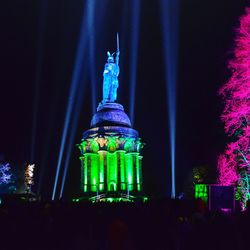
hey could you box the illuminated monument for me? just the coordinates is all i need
[78,35,145,202]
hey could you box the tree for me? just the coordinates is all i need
[24,164,35,193]
[218,7,250,209]
[0,163,13,194]
[0,163,12,185]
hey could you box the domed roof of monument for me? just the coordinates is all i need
[90,102,132,128]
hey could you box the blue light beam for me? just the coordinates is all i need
[58,0,98,199]
[129,0,141,125]
[87,0,97,114]
[160,0,180,199]
[52,3,88,200]
[58,0,108,199]
[59,72,86,199]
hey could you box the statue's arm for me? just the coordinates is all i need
[115,51,120,66]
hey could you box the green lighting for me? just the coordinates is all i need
[195,184,208,203]
[84,155,88,192]
[90,153,99,192]
[90,140,99,152]
[107,152,118,191]
[93,197,133,203]
[138,156,143,191]
[107,137,117,152]
[118,150,126,190]
[98,151,105,191]
[79,141,87,154]
[124,139,134,152]
[78,136,144,202]
[125,153,133,191]
[135,153,141,191]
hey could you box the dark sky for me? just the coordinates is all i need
[0,0,248,199]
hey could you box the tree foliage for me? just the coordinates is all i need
[218,7,250,209]
[0,163,12,185]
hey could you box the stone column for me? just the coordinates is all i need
[89,153,99,192]
[138,155,143,191]
[107,152,118,191]
[83,154,89,192]
[98,151,105,192]
[117,150,126,191]
[125,153,133,191]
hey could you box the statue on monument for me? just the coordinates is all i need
[102,33,120,103]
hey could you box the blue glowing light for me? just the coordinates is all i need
[87,0,97,114]
[59,0,105,199]
[160,0,180,199]
[59,73,86,199]
[52,3,89,200]
[0,163,12,185]
[102,34,120,104]
[129,0,141,125]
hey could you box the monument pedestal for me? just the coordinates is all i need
[78,102,145,202]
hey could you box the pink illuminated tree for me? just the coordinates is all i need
[218,7,250,209]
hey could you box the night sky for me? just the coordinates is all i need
[0,0,248,199]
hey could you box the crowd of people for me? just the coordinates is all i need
[0,198,249,250]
